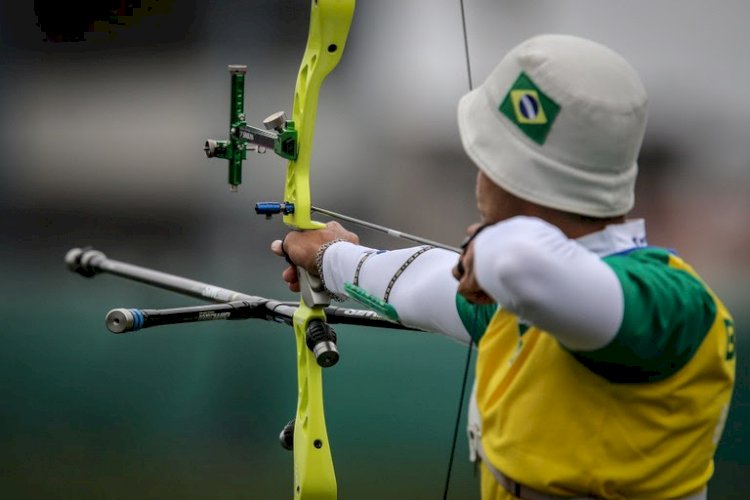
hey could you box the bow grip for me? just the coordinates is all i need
[299,267,331,308]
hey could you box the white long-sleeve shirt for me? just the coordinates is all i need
[322,216,647,351]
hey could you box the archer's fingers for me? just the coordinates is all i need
[281,266,300,292]
[272,237,297,267]
[455,267,493,304]
[325,221,360,245]
[460,288,494,305]
[452,257,466,281]
[466,222,485,236]
[282,265,300,290]
[282,265,298,282]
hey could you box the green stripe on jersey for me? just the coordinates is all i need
[571,248,717,383]
[455,294,498,344]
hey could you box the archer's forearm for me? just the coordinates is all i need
[322,242,471,344]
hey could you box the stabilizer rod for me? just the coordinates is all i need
[66,247,419,333]
[106,301,264,333]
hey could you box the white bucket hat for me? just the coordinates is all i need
[458,34,648,217]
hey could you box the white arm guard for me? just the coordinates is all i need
[322,243,471,345]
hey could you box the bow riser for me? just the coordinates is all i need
[284,0,356,231]
[293,303,334,499]
[287,2,355,499]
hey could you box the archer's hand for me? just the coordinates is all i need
[271,221,359,293]
[452,223,494,304]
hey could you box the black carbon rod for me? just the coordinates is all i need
[105,301,275,333]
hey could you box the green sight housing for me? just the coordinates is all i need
[204,64,298,191]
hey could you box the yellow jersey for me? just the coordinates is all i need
[459,248,735,499]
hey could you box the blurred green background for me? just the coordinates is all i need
[1,1,748,498]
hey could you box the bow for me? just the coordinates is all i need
[202,0,479,497]
[279,2,355,498]
[205,1,355,498]
[63,0,479,496]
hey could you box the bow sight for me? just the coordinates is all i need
[204,65,298,191]
[204,63,339,368]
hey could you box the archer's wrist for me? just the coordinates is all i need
[314,239,350,301]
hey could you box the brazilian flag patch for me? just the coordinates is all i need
[499,72,560,145]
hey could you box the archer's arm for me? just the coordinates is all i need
[322,242,473,344]
[470,216,623,350]
[271,222,472,343]
[322,216,623,351]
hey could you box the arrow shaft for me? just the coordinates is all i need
[311,206,460,253]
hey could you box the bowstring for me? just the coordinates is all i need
[442,1,475,498]
[459,0,475,90]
